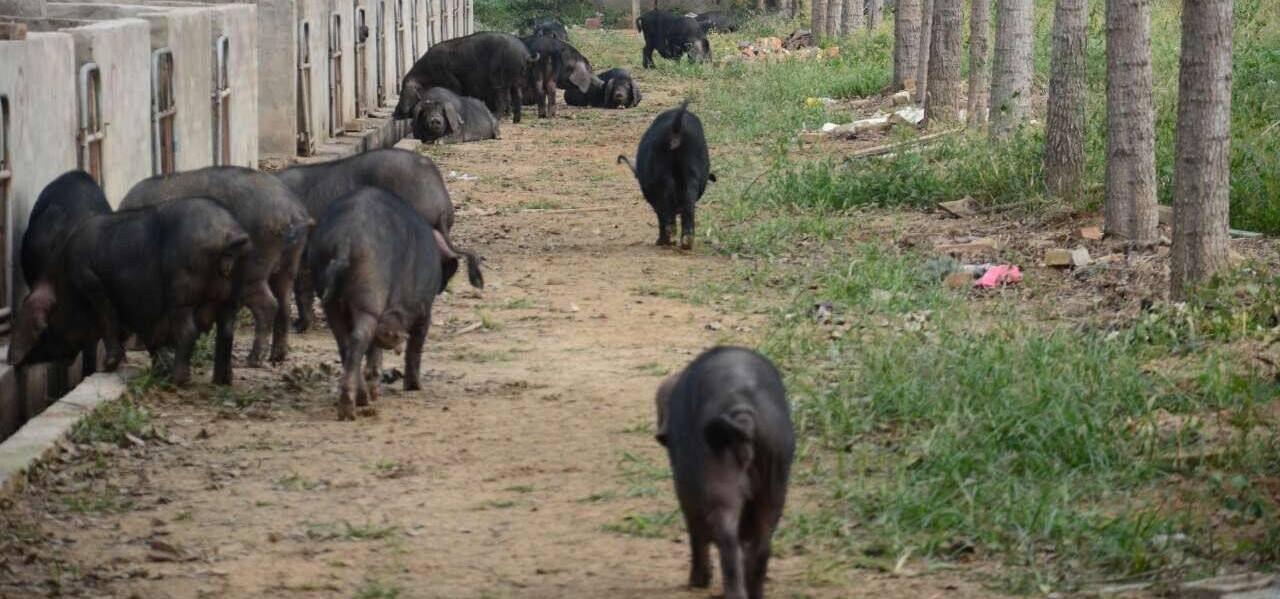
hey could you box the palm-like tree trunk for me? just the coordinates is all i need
[828,0,844,36]
[868,0,883,30]
[966,0,990,127]
[925,0,963,124]
[812,0,829,37]
[989,0,1033,140]
[915,0,934,103]
[893,0,922,89]
[843,0,863,34]
[1104,0,1158,242]
[1170,0,1233,298]
[1043,0,1087,197]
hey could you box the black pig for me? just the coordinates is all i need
[564,68,642,109]
[393,32,533,124]
[308,188,443,421]
[655,347,795,599]
[121,167,311,366]
[618,101,716,249]
[20,171,112,287]
[410,87,500,144]
[275,148,482,331]
[8,199,250,385]
[637,10,711,68]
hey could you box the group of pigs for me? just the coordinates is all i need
[8,149,481,421]
[9,14,795,598]
[390,21,644,145]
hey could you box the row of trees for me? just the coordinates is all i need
[812,0,1234,298]
[809,0,883,36]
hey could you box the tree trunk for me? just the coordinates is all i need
[812,0,828,38]
[988,0,1033,140]
[828,0,843,36]
[1103,0,1158,242]
[843,0,863,34]
[966,0,990,127]
[925,0,963,124]
[915,0,934,103]
[1043,0,1087,197]
[868,0,883,30]
[893,0,921,89]
[1170,0,1232,299]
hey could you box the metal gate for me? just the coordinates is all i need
[394,0,405,92]
[410,0,419,59]
[376,1,386,106]
[212,35,232,166]
[0,95,10,331]
[151,49,177,176]
[77,63,104,185]
[329,13,344,137]
[297,22,314,155]
[440,0,449,40]
[354,3,367,117]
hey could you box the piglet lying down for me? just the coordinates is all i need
[655,346,795,599]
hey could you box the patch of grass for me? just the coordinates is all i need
[752,244,1280,590]
[633,362,670,377]
[274,472,323,492]
[370,459,419,480]
[498,297,537,310]
[504,484,535,494]
[69,397,152,446]
[476,499,517,510]
[305,520,399,542]
[61,489,135,515]
[577,490,617,503]
[354,578,402,599]
[215,386,265,410]
[601,510,679,539]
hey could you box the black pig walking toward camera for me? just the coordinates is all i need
[654,346,794,599]
[618,101,715,250]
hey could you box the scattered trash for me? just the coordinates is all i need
[888,106,924,126]
[937,197,979,218]
[584,14,603,29]
[447,170,478,182]
[730,35,833,63]
[974,265,1022,288]
[1044,247,1091,268]
[1079,225,1103,240]
[805,96,837,108]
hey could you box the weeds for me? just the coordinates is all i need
[601,510,679,539]
[305,520,399,542]
[69,397,152,446]
[354,578,402,599]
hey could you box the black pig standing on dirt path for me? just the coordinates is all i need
[655,346,795,599]
[637,9,712,68]
[275,148,483,332]
[308,188,443,421]
[618,101,715,250]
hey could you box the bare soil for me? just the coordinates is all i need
[0,53,1013,599]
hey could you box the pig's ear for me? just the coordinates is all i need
[704,408,756,465]
[653,374,678,446]
[8,282,56,365]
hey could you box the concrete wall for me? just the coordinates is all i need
[209,4,258,167]
[0,0,46,16]
[0,32,82,439]
[253,0,297,156]
[144,8,215,172]
[64,20,152,205]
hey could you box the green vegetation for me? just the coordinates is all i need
[69,396,152,446]
[562,0,1280,590]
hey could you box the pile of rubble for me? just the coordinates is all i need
[723,30,839,64]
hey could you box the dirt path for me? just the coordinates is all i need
[0,40,996,599]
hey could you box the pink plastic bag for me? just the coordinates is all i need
[974,265,1022,288]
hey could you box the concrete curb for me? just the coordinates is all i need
[0,373,127,497]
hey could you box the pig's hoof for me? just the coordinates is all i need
[405,378,421,391]
[337,404,356,421]
[269,349,287,364]
[656,237,672,246]
[689,570,711,588]
[680,234,694,250]
[292,319,311,333]
[356,392,369,407]
[246,354,263,368]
